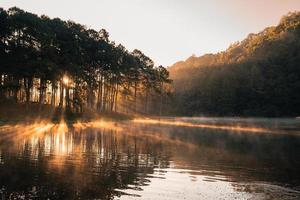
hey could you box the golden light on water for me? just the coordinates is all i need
[1,119,300,199]
[73,120,122,131]
[0,120,121,144]
[0,118,298,143]
[132,118,295,134]
[0,118,297,166]
[1,120,118,145]
[34,123,54,133]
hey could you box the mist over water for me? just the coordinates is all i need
[0,118,300,199]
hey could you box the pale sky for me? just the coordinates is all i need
[1,0,300,66]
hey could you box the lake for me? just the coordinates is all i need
[0,117,300,199]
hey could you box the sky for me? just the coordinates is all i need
[1,0,300,66]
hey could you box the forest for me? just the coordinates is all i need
[0,7,171,120]
[169,12,300,117]
[1,7,300,119]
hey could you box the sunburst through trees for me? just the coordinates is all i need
[0,7,172,119]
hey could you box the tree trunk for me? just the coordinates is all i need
[114,84,119,112]
[39,78,46,104]
[134,81,137,113]
[97,74,103,111]
[59,80,64,108]
[51,80,56,106]
[87,83,94,109]
[110,84,116,112]
[65,83,70,111]
[13,77,19,103]
[103,79,107,112]
[24,77,33,104]
[145,89,149,114]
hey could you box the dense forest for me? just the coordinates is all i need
[0,7,171,119]
[169,12,300,117]
[1,7,299,119]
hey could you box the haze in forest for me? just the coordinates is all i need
[0,7,171,121]
[1,4,300,120]
[1,2,300,200]
[169,12,300,117]
[1,0,300,66]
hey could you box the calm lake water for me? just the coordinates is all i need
[1,117,300,199]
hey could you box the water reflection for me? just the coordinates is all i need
[0,119,300,199]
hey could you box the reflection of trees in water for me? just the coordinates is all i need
[150,124,300,188]
[1,122,300,199]
[0,127,171,199]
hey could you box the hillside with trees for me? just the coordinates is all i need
[0,7,171,120]
[169,12,300,117]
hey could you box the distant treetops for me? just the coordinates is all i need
[169,12,300,117]
[0,7,172,116]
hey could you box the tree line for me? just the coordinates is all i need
[0,7,171,117]
[169,12,300,117]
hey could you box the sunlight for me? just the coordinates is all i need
[0,3,300,199]
[55,121,69,134]
[72,120,122,131]
[133,118,276,134]
[34,123,54,133]
[62,76,69,85]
